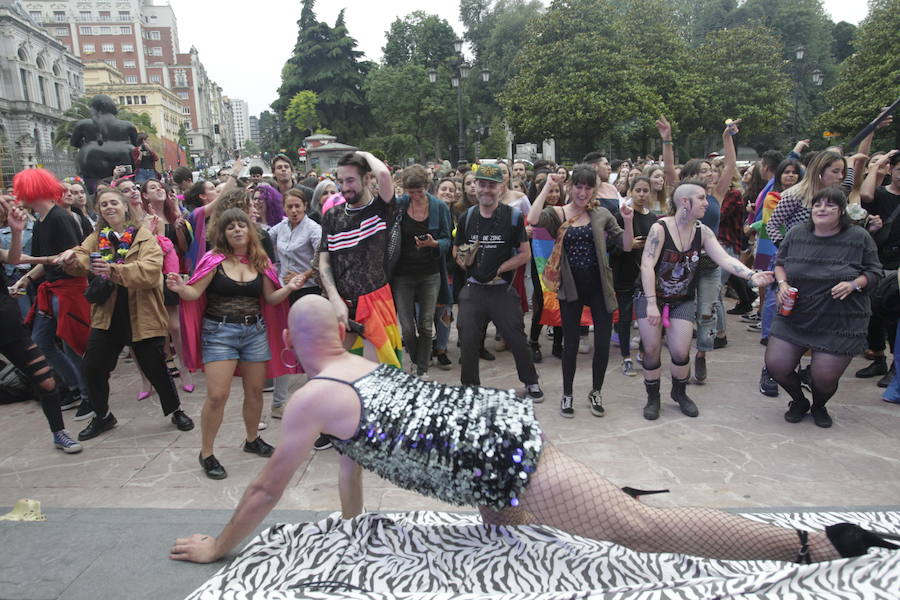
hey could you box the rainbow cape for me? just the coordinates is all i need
[531,228,592,327]
[349,283,403,368]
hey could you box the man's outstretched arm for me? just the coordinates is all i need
[169,399,319,563]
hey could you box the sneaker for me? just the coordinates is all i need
[551,345,563,359]
[726,303,753,315]
[636,351,644,367]
[258,420,267,431]
[811,404,832,428]
[199,453,227,479]
[798,365,812,392]
[622,358,637,377]
[435,353,453,370]
[73,400,94,421]
[740,312,761,323]
[784,398,810,423]
[588,390,605,417]
[877,362,896,388]
[713,335,728,349]
[313,434,332,451]
[495,338,508,352]
[746,322,762,332]
[171,409,194,431]
[417,371,432,381]
[560,395,574,418]
[77,413,117,441]
[243,436,275,457]
[59,392,81,411]
[578,337,591,354]
[693,354,707,383]
[479,347,495,361]
[759,368,779,397]
[525,383,544,403]
[52,430,83,454]
[262,383,275,393]
[271,404,284,419]
[610,332,621,346]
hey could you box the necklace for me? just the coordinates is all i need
[98,226,136,263]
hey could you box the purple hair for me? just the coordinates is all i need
[256,184,285,227]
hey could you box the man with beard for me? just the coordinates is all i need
[317,152,402,367]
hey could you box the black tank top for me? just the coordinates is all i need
[654,221,702,302]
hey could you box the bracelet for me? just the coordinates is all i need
[661,140,672,145]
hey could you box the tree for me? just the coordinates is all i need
[273,0,371,144]
[382,12,458,68]
[364,64,456,162]
[831,21,857,63]
[818,0,900,148]
[285,90,320,135]
[257,111,280,158]
[243,139,260,156]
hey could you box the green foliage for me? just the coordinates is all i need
[177,122,193,168]
[257,111,280,158]
[382,12,458,68]
[273,0,371,144]
[831,21,857,63]
[479,115,507,158]
[817,0,900,147]
[364,63,456,162]
[285,90,320,134]
[243,139,260,156]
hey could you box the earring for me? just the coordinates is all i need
[280,347,299,369]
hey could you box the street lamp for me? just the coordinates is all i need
[428,39,489,165]
[790,46,822,138]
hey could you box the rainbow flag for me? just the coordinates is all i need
[531,228,592,327]
[349,283,403,368]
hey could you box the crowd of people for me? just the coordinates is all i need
[1,112,898,479]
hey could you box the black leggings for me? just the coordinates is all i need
[560,267,613,395]
[0,326,64,432]
[764,336,852,406]
[614,289,639,359]
[83,328,180,418]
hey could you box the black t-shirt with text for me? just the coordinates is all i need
[453,203,525,284]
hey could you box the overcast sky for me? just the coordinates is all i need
[166,0,869,117]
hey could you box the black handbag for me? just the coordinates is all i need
[84,275,115,305]
[384,202,406,279]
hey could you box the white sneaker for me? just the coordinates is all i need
[578,337,591,354]
[525,384,544,403]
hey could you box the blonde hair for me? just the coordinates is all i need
[785,150,845,207]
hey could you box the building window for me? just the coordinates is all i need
[54,11,67,22]
[55,27,68,36]
[29,11,41,21]
[174,70,188,87]
[82,44,95,54]
[99,11,110,22]
[55,82,64,109]
[177,91,189,100]
[149,74,161,83]
[20,69,30,101]
[104,60,117,68]
[125,96,132,105]
[122,44,134,52]
[99,26,111,35]
[149,31,161,40]
[126,75,138,84]
[102,43,115,52]
[78,10,90,21]
[37,75,47,105]
[79,26,93,35]
[150,15,158,23]
[120,26,132,35]
[119,96,125,105]
[150,47,163,56]
[182,106,191,114]
[140,96,147,104]
[124,60,137,68]
[119,10,131,21]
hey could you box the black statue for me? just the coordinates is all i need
[70,95,138,191]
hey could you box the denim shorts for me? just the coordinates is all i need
[201,317,271,364]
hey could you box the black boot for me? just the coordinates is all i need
[671,376,699,417]
[529,341,542,363]
[877,361,896,388]
[643,379,661,420]
[825,523,900,558]
[855,356,887,378]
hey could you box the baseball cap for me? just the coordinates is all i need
[474,162,503,183]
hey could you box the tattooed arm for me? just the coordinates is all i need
[700,224,773,287]
[317,251,349,328]
[640,222,664,325]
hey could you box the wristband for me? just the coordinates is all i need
[661,140,672,145]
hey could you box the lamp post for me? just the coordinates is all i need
[428,39,490,165]
[791,45,824,139]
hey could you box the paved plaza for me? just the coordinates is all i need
[1,308,898,599]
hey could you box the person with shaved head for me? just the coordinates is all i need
[169,295,896,567]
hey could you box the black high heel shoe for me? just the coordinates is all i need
[621,486,670,499]
[825,523,900,558]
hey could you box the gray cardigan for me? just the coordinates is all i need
[536,205,624,312]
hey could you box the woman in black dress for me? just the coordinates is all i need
[766,188,882,427]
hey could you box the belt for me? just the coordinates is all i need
[205,313,260,325]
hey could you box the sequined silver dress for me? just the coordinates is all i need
[316,364,543,510]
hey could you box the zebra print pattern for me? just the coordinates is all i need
[186,510,900,599]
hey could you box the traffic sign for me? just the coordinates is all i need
[298,147,307,157]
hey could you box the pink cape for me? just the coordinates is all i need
[179,251,301,377]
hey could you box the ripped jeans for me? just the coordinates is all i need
[695,264,725,352]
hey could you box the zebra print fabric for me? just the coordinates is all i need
[186,510,899,599]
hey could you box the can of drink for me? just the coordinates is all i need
[7,286,26,296]
[90,252,102,262]
[779,287,798,316]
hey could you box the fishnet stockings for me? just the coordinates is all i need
[480,443,840,562]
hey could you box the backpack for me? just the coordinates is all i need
[0,358,33,404]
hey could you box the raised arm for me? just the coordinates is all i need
[358,151,393,203]
[713,120,739,201]
[656,117,677,188]
[860,150,897,204]
[528,173,565,225]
